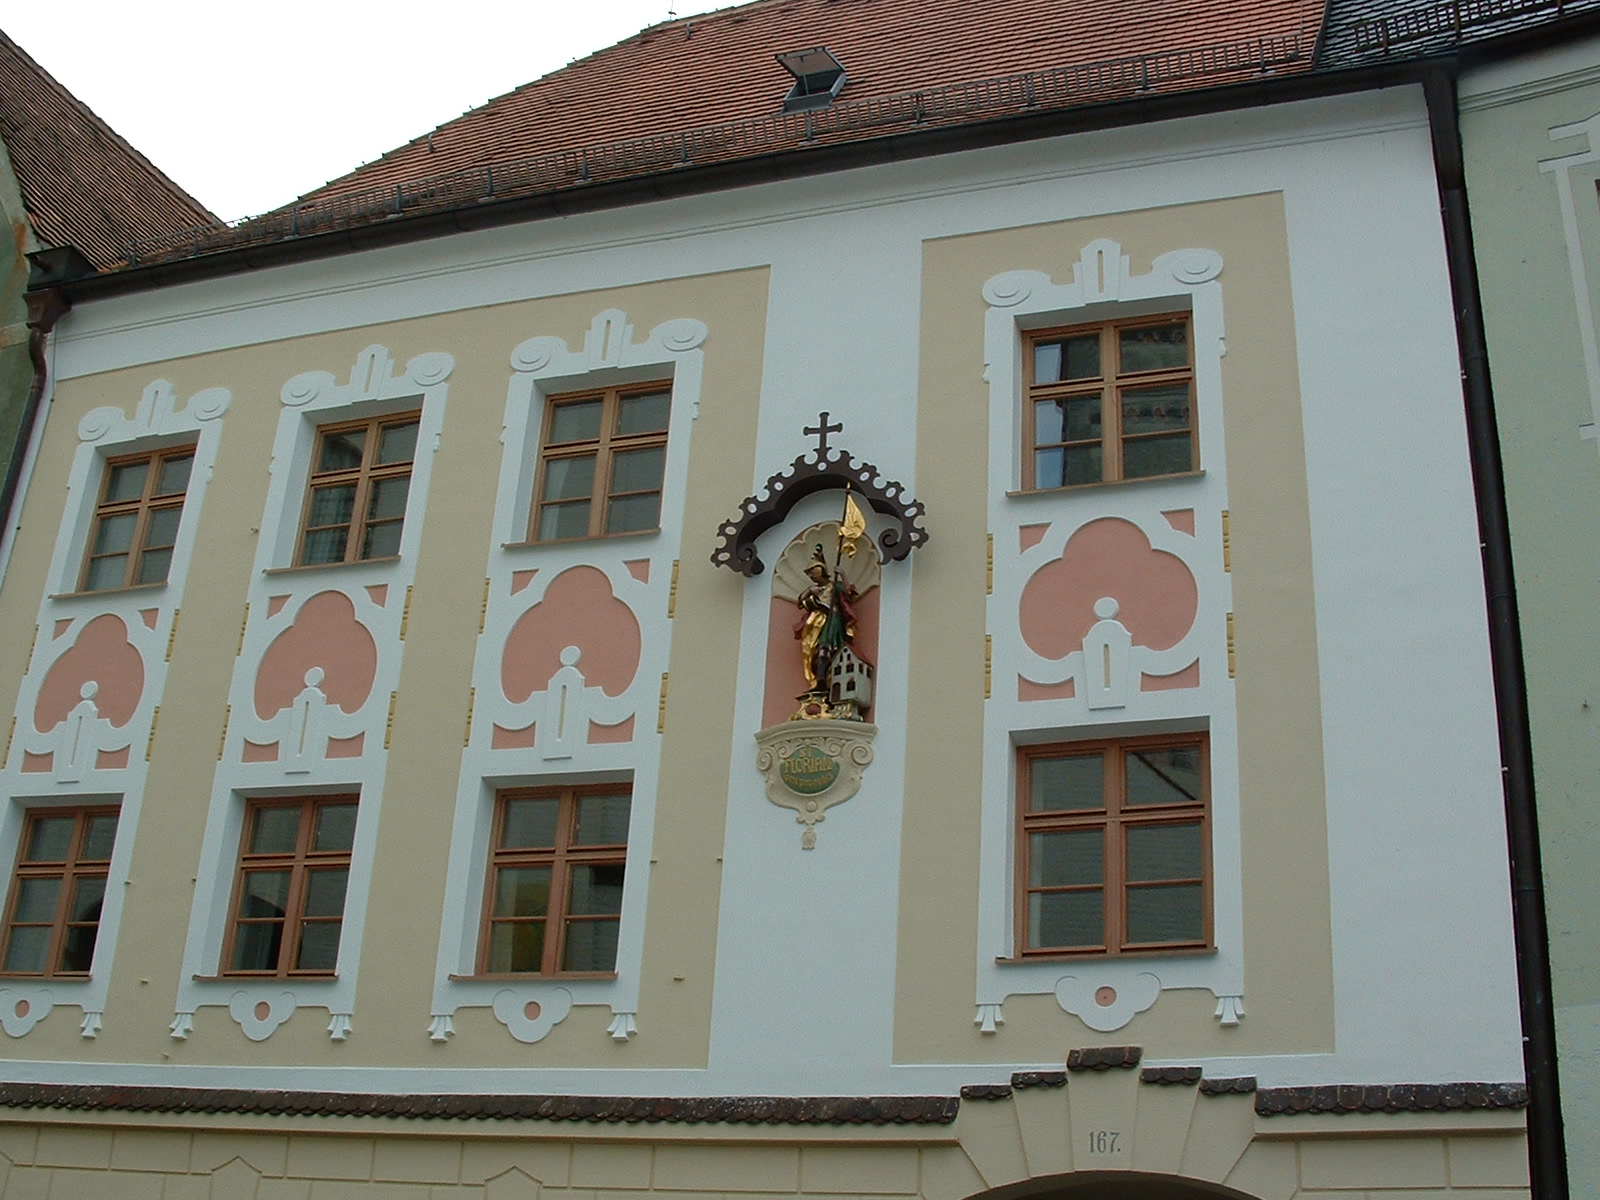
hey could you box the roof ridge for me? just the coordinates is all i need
[0,27,218,224]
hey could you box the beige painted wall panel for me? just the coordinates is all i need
[798,1146,919,1195]
[652,1144,800,1193]
[372,1137,463,1185]
[1300,1136,1448,1190]
[461,1141,571,1188]
[902,194,1331,1065]
[1009,1086,1073,1178]
[1129,1082,1199,1176]
[1174,1093,1253,1183]
[1220,1139,1297,1200]
[915,1146,989,1200]
[109,1127,192,1174]
[947,1100,1028,1189]
[571,1142,653,1190]
[1064,1070,1137,1171]
[1447,1135,1530,1189]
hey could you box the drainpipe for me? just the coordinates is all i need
[0,286,68,567]
[1423,67,1568,1199]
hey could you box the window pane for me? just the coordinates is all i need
[3,926,50,973]
[301,528,349,565]
[1120,322,1187,372]
[1036,335,1099,384]
[487,920,544,973]
[318,428,367,472]
[308,484,357,528]
[250,808,302,855]
[59,921,99,973]
[1029,829,1103,887]
[537,501,591,541]
[376,420,420,465]
[135,547,173,586]
[68,877,105,924]
[617,391,671,435]
[314,804,358,852]
[231,921,283,971]
[1029,891,1103,950]
[610,446,665,494]
[1122,384,1190,435]
[501,798,559,849]
[104,460,150,503]
[567,864,625,916]
[575,794,631,845]
[361,520,403,560]
[1127,822,1203,882]
[143,505,183,550]
[366,476,410,522]
[562,918,620,972]
[84,555,129,591]
[239,870,292,919]
[1033,398,1062,446]
[13,877,60,923]
[1127,883,1204,944]
[1123,434,1193,480]
[26,817,75,863]
[1035,448,1063,489]
[1030,755,1103,811]
[155,454,193,496]
[295,921,342,971]
[1125,747,1203,807]
[1053,445,1102,486]
[81,816,118,862]
[1034,341,1062,385]
[93,512,137,556]
[494,867,552,918]
[303,868,348,918]
[605,492,661,535]
[549,400,603,444]
[542,455,596,502]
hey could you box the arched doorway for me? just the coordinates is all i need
[967,1173,1262,1200]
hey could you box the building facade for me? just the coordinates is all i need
[0,4,1541,1197]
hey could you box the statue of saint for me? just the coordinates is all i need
[795,545,860,693]
[788,493,874,720]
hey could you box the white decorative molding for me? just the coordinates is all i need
[168,1011,194,1040]
[974,1003,1005,1034]
[754,720,878,850]
[976,239,1243,1034]
[79,1010,102,1039]
[0,988,52,1038]
[1538,113,1600,446]
[607,1011,639,1041]
[430,309,706,1044]
[174,345,453,1042]
[1214,994,1246,1027]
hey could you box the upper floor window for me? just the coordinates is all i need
[532,384,670,541]
[224,796,356,976]
[1,806,119,976]
[80,446,194,591]
[297,413,420,566]
[1018,734,1209,957]
[1024,316,1195,490]
[480,785,630,976]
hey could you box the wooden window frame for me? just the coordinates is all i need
[221,795,357,978]
[1022,314,1197,491]
[476,784,629,979]
[1015,733,1211,958]
[295,411,422,567]
[78,444,196,592]
[0,805,119,978]
[529,382,671,543]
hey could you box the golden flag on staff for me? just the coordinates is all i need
[838,492,867,557]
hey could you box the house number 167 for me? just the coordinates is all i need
[1087,1131,1121,1154]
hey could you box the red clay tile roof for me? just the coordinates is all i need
[301,0,1325,205]
[0,28,216,270]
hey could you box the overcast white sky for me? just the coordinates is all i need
[6,1,731,223]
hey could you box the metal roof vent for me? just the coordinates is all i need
[776,47,846,112]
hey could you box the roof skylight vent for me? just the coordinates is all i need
[776,47,846,112]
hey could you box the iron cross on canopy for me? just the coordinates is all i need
[804,411,844,457]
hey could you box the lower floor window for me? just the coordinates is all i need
[480,784,630,976]
[225,795,356,976]
[1,805,119,976]
[1018,733,1209,956]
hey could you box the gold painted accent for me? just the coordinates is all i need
[145,706,161,762]
[1227,612,1236,678]
[165,609,181,661]
[986,535,994,595]
[984,635,992,699]
[217,706,231,761]
[463,688,476,747]
[668,560,681,618]
[479,579,491,634]
[385,691,398,749]
[1222,510,1232,572]
[237,603,251,656]
[400,586,415,639]
[2,716,14,768]
[25,624,38,670]
[657,673,670,734]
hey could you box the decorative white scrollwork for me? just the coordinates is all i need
[754,720,877,849]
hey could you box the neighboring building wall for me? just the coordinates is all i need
[1462,35,1600,1197]
[0,87,1528,1195]
[0,133,34,520]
